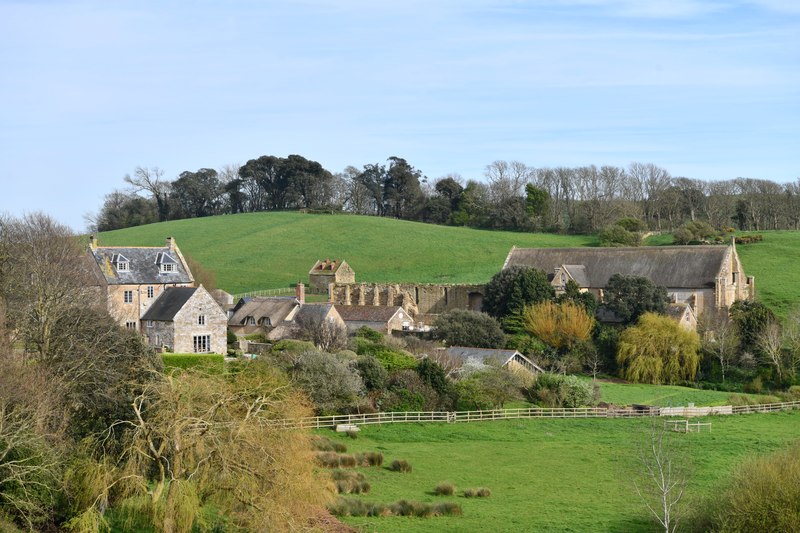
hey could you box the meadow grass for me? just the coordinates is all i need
[97,212,597,293]
[592,379,767,407]
[326,411,800,532]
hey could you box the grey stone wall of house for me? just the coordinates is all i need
[144,321,174,350]
[172,288,228,354]
[329,283,486,324]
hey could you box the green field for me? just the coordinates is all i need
[97,212,597,294]
[327,411,800,532]
[593,379,764,407]
[98,213,800,312]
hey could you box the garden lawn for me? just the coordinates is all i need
[326,411,800,532]
[97,212,597,294]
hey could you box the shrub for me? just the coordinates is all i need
[328,498,460,518]
[355,338,418,371]
[328,498,387,517]
[525,373,595,408]
[355,326,383,342]
[389,459,412,473]
[616,217,647,232]
[464,487,492,498]
[434,482,455,496]
[523,300,595,351]
[598,224,641,247]
[695,444,800,531]
[226,328,238,346]
[243,332,268,343]
[432,502,463,516]
[272,339,316,354]
[289,351,364,414]
[483,266,555,323]
[355,355,389,391]
[162,353,224,374]
[433,309,506,349]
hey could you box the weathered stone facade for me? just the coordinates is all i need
[143,286,227,354]
[329,283,486,324]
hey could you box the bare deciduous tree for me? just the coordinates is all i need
[633,421,691,533]
[124,166,170,221]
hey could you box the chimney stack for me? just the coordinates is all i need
[166,236,175,251]
[296,282,305,305]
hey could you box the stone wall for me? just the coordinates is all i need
[107,282,193,329]
[143,320,174,349]
[329,283,486,324]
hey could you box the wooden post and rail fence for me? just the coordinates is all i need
[267,400,800,430]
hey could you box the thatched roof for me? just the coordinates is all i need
[504,245,730,288]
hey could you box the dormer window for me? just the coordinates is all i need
[111,253,130,272]
[155,252,178,274]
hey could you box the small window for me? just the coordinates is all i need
[147,320,154,328]
[198,315,205,326]
[147,286,154,298]
[160,263,176,273]
[193,335,210,353]
[117,262,129,271]
[246,316,256,326]
[123,290,133,303]
[125,321,137,330]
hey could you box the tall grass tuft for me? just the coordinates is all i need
[434,482,455,496]
[464,487,492,498]
[331,470,370,494]
[389,459,412,473]
[315,452,357,468]
[311,436,347,453]
[355,451,383,467]
[329,498,462,518]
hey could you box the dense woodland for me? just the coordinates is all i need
[90,156,800,234]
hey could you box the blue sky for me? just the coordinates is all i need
[1,0,798,230]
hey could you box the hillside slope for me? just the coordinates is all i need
[98,212,597,293]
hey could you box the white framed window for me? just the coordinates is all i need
[117,262,129,271]
[125,321,137,330]
[246,316,256,326]
[193,335,210,353]
[160,263,175,273]
[198,315,205,325]
[146,320,154,328]
[147,286,154,298]
[123,290,133,303]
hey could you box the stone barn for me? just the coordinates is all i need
[308,259,355,292]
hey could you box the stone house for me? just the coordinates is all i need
[141,285,227,354]
[502,241,753,316]
[88,235,194,331]
[444,346,544,376]
[334,305,409,334]
[308,259,355,292]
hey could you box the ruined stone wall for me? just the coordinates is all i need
[329,283,486,324]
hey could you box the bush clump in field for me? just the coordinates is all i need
[315,452,357,469]
[311,436,347,453]
[464,487,492,498]
[524,373,596,408]
[331,470,370,494]
[355,451,383,467]
[433,502,463,516]
[328,498,387,517]
[434,482,455,496]
[388,459,412,473]
[693,444,800,531]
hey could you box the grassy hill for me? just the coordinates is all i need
[98,212,597,294]
[98,213,800,315]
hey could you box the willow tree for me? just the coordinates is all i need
[617,313,700,384]
[523,300,595,352]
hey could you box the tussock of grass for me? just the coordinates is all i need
[329,498,462,518]
[331,470,371,494]
[388,459,412,473]
[434,482,455,496]
[464,487,492,498]
[315,452,357,468]
[311,436,347,453]
[355,451,383,467]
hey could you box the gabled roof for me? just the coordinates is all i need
[335,305,404,323]
[445,346,544,373]
[504,246,730,289]
[141,287,197,321]
[560,264,589,287]
[91,246,193,285]
[228,297,299,326]
[309,259,347,276]
[294,303,338,323]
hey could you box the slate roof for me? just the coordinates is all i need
[335,305,403,323]
[562,264,589,287]
[504,246,730,289]
[91,246,193,285]
[229,297,299,326]
[141,287,197,321]
[445,346,544,373]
